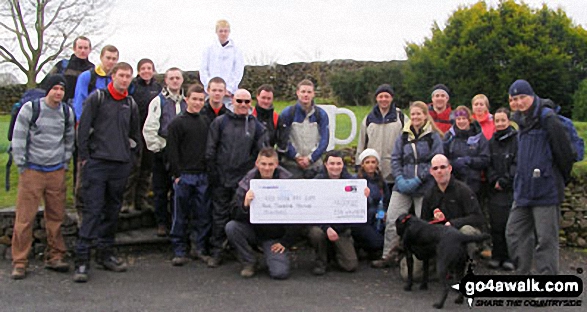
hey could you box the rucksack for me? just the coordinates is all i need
[56,59,70,75]
[252,107,278,128]
[6,94,71,191]
[7,88,46,141]
[539,99,584,162]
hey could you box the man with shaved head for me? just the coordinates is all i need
[205,88,268,267]
[421,154,484,232]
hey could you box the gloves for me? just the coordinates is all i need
[452,157,470,172]
[395,176,408,193]
[403,177,422,194]
[395,176,422,194]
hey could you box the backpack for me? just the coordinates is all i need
[56,59,70,75]
[5,94,71,191]
[252,107,278,128]
[539,99,584,162]
[7,88,46,141]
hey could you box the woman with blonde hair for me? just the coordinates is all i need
[471,94,495,140]
[371,101,444,268]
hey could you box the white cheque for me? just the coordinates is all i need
[249,179,367,224]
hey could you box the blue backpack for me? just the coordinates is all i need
[540,99,584,162]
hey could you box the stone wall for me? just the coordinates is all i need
[0,208,155,260]
[0,60,401,113]
[559,178,587,248]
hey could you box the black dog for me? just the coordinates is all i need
[396,213,490,309]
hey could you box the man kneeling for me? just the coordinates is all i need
[226,148,300,279]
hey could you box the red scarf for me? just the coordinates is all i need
[107,82,128,100]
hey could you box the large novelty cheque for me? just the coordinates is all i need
[250,179,367,224]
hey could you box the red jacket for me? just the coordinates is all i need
[429,104,453,134]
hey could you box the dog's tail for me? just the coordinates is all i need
[458,233,491,244]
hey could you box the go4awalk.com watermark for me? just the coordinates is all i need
[452,263,584,308]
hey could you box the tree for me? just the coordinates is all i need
[0,0,110,88]
[572,79,587,121]
[404,0,587,116]
[330,61,410,108]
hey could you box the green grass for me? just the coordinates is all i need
[0,114,75,209]
[2,110,587,208]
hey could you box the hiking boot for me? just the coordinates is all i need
[157,225,168,237]
[11,266,26,280]
[99,256,127,272]
[73,263,89,283]
[371,256,393,268]
[190,249,212,263]
[171,256,190,267]
[502,261,515,271]
[45,259,70,272]
[120,203,133,214]
[136,199,153,211]
[240,264,256,278]
[486,259,501,269]
[207,257,221,268]
[312,261,326,276]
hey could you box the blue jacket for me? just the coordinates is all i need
[391,121,444,197]
[443,121,490,194]
[513,97,570,206]
[73,68,111,121]
[280,103,329,163]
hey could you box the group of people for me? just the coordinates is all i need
[9,19,570,284]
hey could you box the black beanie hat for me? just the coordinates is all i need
[431,84,450,97]
[508,79,534,97]
[45,74,66,95]
[375,84,394,97]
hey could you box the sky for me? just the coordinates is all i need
[4,0,585,82]
[99,0,586,72]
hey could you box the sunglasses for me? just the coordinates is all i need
[431,165,449,171]
[235,99,251,104]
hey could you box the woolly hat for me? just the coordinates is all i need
[44,75,66,95]
[358,148,381,164]
[431,84,450,98]
[508,79,534,97]
[374,84,394,97]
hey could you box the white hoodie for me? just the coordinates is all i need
[199,39,244,95]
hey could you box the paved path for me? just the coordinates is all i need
[0,247,585,311]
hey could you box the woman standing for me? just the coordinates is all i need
[471,94,495,140]
[487,108,517,271]
[371,101,444,268]
[443,106,490,195]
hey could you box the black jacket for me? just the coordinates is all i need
[488,126,517,192]
[77,89,141,163]
[205,111,268,188]
[421,177,485,230]
[232,167,301,248]
[166,111,211,177]
[201,100,228,122]
[131,77,162,126]
[253,105,287,151]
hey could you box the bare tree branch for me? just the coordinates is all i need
[0,0,112,87]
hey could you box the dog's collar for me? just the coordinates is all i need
[401,214,412,223]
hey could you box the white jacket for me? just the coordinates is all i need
[199,39,244,94]
[142,88,185,153]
